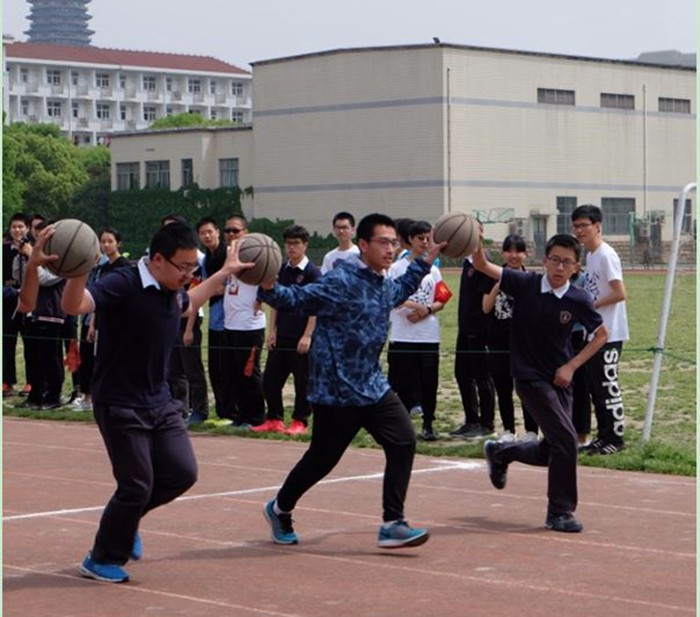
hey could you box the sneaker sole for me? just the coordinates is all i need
[545,521,584,533]
[78,564,129,583]
[378,530,430,549]
[262,504,298,545]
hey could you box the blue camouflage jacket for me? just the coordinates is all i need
[258,255,431,407]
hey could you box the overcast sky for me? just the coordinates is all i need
[3,0,696,70]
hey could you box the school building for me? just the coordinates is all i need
[107,43,696,259]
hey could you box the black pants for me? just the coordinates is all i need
[570,330,592,436]
[488,349,538,434]
[276,390,416,522]
[3,312,23,387]
[78,316,95,396]
[91,398,198,565]
[168,316,208,416]
[585,342,625,445]
[222,328,265,425]
[454,331,495,430]
[61,315,79,393]
[387,341,439,427]
[496,380,578,516]
[207,329,229,419]
[263,337,312,424]
[23,319,64,405]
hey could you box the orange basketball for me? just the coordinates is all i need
[236,233,283,285]
[433,212,479,258]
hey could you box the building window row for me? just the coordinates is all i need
[117,158,239,190]
[538,88,691,113]
[658,97,691,114]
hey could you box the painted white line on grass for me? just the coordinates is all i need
[4,460,481,522]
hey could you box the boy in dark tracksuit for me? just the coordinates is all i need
[474,233,607,533]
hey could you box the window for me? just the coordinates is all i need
[120,103,127,120]
[537,88,575,106]
[219,158,239,187]
[143,105,157,121]
[46,69,62,85]
[166,77,173,92]
[188,78,201,93]
[659,97,691,114]
[145,161,170,189]
[19,68,28,83]
[231,111,244,123]
[116,162,140,190]
[673,198,694,234]
[210,109,218,119]
[143,76,156,91]
[71,71,79,86]
[601,198,635,235]
[46,100,62,117]
[119,74,126,88]
[166,106,174,116]
[96,102,110,119]
[556,196,578,234]
[601,93,635,110]
[209,80,217,94]
[20,99,29,115]
[72,102,79,118]
[181,159,193,188]
[231,82,243,96]
[96,72,109,88]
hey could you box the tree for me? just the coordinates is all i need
[150,112,236,130]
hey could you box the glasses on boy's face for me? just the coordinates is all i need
[224,227,244,234]
[546,255,576,268]
[165,256,199,275]
[370,237,401,250]
[571,222,593,231]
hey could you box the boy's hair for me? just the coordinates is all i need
[9,213,30,226]
[283,224,310,243]
[161,213,188,227]
[332,211,355,227]
[356,213,395,243]
[99,226,122,243]
[408,220,432,239]
[149,222,198,260]
[571,204,602,224]
[502,234,527,252]
[226,213,247,227]
[544,234,582,262]
[196,216,219,232]
[394,218,415,243]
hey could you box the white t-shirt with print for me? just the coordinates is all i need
[584,241,629,342]
[223,275,266,331]
[321,245,360,274]
[388,257,442,343]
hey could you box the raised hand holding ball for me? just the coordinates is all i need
[432,212,480,258]
[43,219,101,278]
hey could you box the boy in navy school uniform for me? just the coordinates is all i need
[24,222,253,583]
[472,232,608,533]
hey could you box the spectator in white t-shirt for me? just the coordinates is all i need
[387,220,452,441]
[321,212,360,274]
[572,205,629,455]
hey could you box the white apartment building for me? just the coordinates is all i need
[3,41,252,145]
[109,43,696,251]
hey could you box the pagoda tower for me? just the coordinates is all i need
[24,0,94,47]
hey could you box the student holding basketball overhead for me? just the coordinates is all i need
[45,221,253,583]
[258,213,445,549]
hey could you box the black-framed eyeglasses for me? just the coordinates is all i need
[571,222,593,230]
[165,256,199,275]
[546,255,576,268]
[224,227,244,234]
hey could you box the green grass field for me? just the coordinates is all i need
[4,269,696,476]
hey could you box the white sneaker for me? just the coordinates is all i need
[497,430,516,443]
[521,431,539,443]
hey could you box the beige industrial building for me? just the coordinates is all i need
[109,43,696,253]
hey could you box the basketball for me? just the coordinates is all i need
[236,233,283,285]
[43,219,101,278]
[433,212,479,258]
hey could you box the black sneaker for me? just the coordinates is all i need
[483,440,508,489]
[582,438,624,456]
[420,427,438,441]
[450,423,484,439]
[545,512,583,533]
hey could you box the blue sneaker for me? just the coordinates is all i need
[130,532,142,561]
[263,499,298,545]
[377,520,429,549]
[79,553,129,583]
